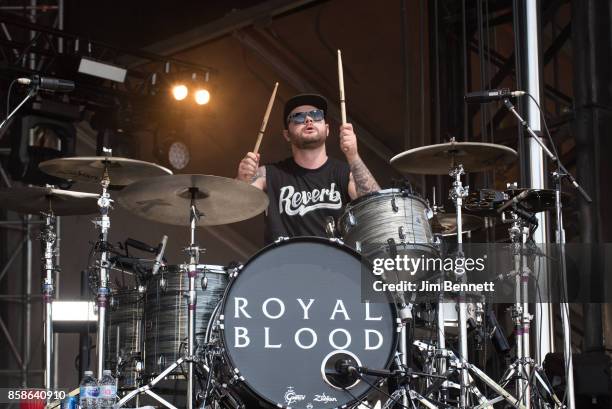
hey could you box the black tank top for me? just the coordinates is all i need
[264,157,351,244]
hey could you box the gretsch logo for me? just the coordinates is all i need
[284,386,306,405]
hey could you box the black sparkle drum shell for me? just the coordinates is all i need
[219,237,399,409]
[107,288,144,389]
[144,264,228,377]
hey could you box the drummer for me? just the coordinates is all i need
[237,93,380,244]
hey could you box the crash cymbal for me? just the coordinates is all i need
[0,186,99,216]
[432,213,484,236]
[390,140,518,175]
[505,188,569,213]
[117,174,269,226]
[39,156,172,186]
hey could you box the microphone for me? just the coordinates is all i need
[125,238,158,254]
[497,189,530,213]
[17,75,75,92]
[151,235,168,276]
[465,89,525,103]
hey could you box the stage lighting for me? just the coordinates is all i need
[172,84,188,101]
[167,140,190,170]
[194,89,210,105]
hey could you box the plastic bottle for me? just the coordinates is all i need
[79,370,99,409]
[99,369,117,409]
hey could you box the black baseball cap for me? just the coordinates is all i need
[283,93,328,128]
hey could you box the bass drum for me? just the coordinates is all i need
[216,237,399,409]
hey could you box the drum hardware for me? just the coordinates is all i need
[0,184,101,392]
[39,148,173,379]
[413,341,528,409]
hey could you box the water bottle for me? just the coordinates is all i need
[99,369,117,409]
[79,370,99,409]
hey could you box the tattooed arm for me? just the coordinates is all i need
[339,123,380,199]
[347,156,380,200]
[251,165,267,191]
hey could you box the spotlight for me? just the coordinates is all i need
[172,84,188,101]
[194,89,210,105]
[168,141,190,170]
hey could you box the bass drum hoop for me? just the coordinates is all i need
[216,236,400,409]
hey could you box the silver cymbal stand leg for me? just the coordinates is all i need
[186,187,203,409]
[508,213,532,408]
[449,163,469,408]
[41,211,57,395]
[95,152,113,378]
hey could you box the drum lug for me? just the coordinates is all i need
[398,226,406,240]
[201,276,208,290]
[328,237,345,246]
[159,277,167,292]
[355,241,361,253]
[274,236,290,244]
[347,211,356,227]
[391,196,399,212]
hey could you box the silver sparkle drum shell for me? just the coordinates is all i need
[144,264,229,377]
[218,237,399,409]
[339,188,438,283]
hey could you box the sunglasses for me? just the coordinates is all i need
[286,109,325,125]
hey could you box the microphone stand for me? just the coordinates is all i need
[0,86,37,131]
[502,97,591,409]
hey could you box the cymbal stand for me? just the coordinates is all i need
[95,149,113,378]
[502,209,533,408]
[448,163,470,408]
[115,189,206,409]
[41,210,58,393]
[186,187,205,409]
[499,209,564,409]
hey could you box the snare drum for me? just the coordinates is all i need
[213,237,399,409]
[144,264,229,377]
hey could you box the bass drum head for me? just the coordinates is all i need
[220,237,398,409]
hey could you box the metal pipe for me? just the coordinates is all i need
[523,0,555,366]
[54,216,60,389]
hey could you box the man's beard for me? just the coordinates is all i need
[289,129,326,149]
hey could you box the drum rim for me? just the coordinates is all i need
[217,236,400,409]
[342,187,429,212]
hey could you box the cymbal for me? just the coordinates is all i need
[117,174,269,226]
[505,188,569,213]
[432,213,484,236]
[39,156,172,186]
[0,186,99,216]
[390,140,518,175]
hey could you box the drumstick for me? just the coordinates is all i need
[254,82,279,154]
[337,50,347,125]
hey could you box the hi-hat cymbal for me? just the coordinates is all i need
[432,213,483,236]
[0,186,100,216]
[39,156,172,186]
[117,174,269,226]
[390,140,518,175]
